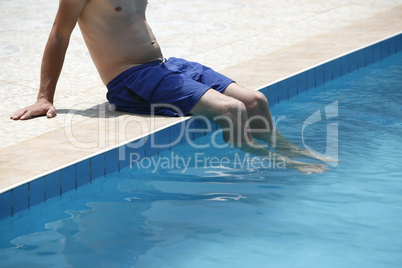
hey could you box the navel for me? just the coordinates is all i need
[115,6,122,12]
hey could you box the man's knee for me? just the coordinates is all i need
[244,91,268,110]
[250,91,268,108]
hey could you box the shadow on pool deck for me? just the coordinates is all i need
[1,0,402,192]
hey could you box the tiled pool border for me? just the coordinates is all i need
[1,32,401,220]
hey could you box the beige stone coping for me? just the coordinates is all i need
[1,2,401,193]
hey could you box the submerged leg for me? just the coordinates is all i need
[222,83,338,162]
[264,130,339,162]
[189,88,329,174]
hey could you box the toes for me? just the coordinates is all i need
[10,109,25,120]
[20,110,33,120]
[47,107,56,118]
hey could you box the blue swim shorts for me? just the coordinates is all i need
[106,57,234,116]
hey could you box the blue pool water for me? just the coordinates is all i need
[1,52,402,267]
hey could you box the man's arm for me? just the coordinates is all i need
[10,0,87,120]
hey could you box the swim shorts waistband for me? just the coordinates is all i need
[107,58,165,89]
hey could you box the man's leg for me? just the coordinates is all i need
[222,83,338,162]
[222,83,290,149]
[189,88,329,174]
[222,83,274,138]
[189,88,267,153]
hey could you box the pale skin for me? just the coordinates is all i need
[10,0,333,174]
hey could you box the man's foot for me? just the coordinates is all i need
[276,147,339,162]
[266,130,339,162]
[286,160,330,175]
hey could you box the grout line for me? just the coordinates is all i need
[103,153,106,177]
[4,31,402,194]
[1,32,401,220]
[59,170,62,196]
[43,176,46,203]
[75,164,78,190]
[253,31,402,93]
[89,158,93,183]
[0,117,191,195]
[28,183,31,209]
[11,189,14,217]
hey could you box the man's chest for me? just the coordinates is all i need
[92,0,148,16]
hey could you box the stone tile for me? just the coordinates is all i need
[1,0,402,192]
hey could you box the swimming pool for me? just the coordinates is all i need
[1,50,401,267]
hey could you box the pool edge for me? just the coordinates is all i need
[1,32,401,220]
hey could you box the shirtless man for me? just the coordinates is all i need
[10,0,330,174]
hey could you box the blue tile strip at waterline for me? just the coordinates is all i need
[0,33,401,220]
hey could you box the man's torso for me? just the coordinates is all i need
[78,0,163,84]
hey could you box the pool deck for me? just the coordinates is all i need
[1,0,402,193]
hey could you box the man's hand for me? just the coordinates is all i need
[10,99,56,120]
